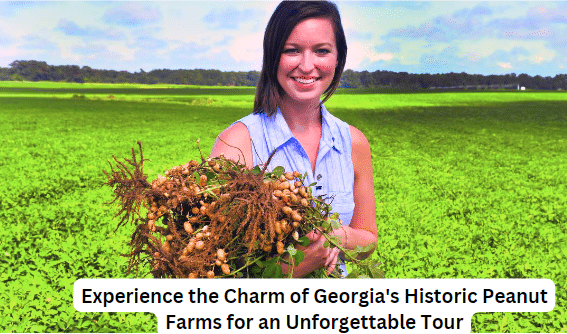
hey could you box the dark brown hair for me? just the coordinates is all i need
[253,1,347,116]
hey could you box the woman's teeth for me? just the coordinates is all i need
[293,77,317,84]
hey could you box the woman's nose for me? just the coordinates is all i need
[298,52,315,72]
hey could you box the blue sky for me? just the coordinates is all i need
[1,1,566,76]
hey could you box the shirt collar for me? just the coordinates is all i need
[263,104,343,154]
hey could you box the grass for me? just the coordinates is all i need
[0,81,565,332]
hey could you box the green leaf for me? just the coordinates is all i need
[272,166,285,177]
[293,250,305,265]
[297,236,310,247]
[262,263,283,278]
[330,219,342,230]
[321,220,332,231]
[345,269,360,278]
[251,165,261,175]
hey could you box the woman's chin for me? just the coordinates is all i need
[282,95,322,108]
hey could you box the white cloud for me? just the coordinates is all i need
[461,39,550,61]
[346,40,396,70]
[498,62,512,69]
[226,31,263,66]
[531,50,555,64]
[374,53,394,61]
[0,47,20,66]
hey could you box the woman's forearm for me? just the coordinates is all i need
[330,224,377,260]
[281,225,377,278]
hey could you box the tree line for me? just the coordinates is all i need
[1,60,566,90]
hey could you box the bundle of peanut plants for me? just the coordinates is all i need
[103,142,381,279]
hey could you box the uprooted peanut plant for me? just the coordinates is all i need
[104,141,382,278]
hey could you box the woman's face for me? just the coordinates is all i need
[277,17,338,106]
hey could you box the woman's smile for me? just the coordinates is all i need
[293,76,319,84]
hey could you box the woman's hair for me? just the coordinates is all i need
[254,1,347,116]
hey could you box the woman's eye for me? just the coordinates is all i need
[316,49,331,55]
[283,49,298,54]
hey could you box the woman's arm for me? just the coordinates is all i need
[283,125,378,277]
[210,122,254,169]
[344,125,378,257]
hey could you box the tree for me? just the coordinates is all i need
[0,59,558,89]
[339,69,361,88]
[9,60,50,81]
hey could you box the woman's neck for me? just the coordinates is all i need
[279,97,322,133]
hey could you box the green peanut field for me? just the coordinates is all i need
[0,81,566,332]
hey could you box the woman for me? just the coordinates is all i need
[211,1,377,277]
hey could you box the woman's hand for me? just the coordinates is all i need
[303,231,341,275]
[281,230,341,277]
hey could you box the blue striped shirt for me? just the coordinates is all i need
[237,104,355,226]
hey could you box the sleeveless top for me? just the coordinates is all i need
[236,104,355,226]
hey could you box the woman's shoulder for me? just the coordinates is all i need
[348,125,372,175]
[238,111,266,127]
[211,120,253,168]
[217,111,267,143]
[220,121,250,140]
[349,125,370,150]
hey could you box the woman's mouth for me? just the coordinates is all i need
[292,77,319,84]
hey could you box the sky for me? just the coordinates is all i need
[1,1,566,76]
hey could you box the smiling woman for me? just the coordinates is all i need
[277,17,338,106]
[254,1,347,117]
[211,1,378,278]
